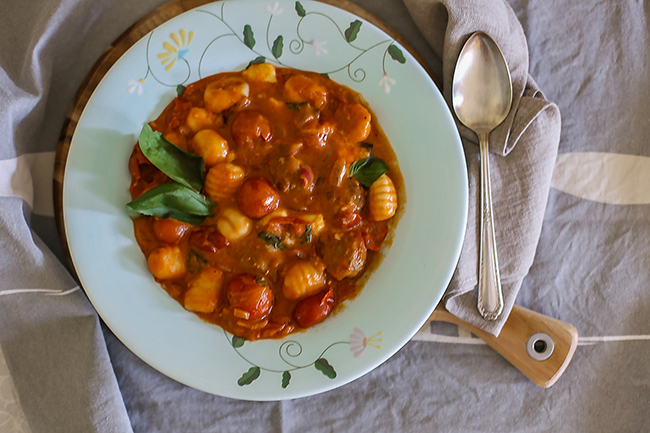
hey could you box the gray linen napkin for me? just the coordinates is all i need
[402,0,562,335]
[0,0,142,431]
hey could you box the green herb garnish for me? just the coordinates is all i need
[126,182,214,224]
[300,224,312,244]
[257,232,287,249]
[349,156,389,187]
[254,275,269,287]
[138,124,205,192]
[286,101,309,111]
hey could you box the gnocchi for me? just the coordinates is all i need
[147,246,186,280]
[369,174,398,221]
[128,66,403,340]
[203,163,245,202]
[242,62,277,83]
[184,267,224,313]
[186,107,217,133]
[204,79,250,113]
[283,259,327,301]
[284,74,327,108]
[217,208,252,241]
[190,129,229,167]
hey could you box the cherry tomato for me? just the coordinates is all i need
[292,287,334,328]
[226,274,273,321]
[189,228,229,253]
[128,144,150,181]
[267,216,308,237]
[361,223,389,252]
[152,218,190,244]
[336,208,362,230]
[237,177,280,219]
[231,110,272,147]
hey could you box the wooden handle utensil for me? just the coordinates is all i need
[430,305,578,388]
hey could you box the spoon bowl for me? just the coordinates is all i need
[452,32,512,320]
[453,32,512,133]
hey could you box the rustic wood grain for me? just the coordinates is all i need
[430,304,579,388]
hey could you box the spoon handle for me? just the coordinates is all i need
[477,132,504,320]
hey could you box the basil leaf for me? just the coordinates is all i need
[138,124,205,192]
[300,224,312,243]
[257,231,287,249]
[126,182,215,225]
[286,101,308,111]
[349,156,389,187]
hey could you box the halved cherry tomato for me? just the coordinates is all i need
[226,274,273,321]
[361,222,388,252]
[292,287,335,328]
[189,228,230,253]
[336,207,362,230]
[267,216,308,237]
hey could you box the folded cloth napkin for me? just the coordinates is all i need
[402,0,562,335]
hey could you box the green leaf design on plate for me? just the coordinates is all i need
[349,156,390,187]
[344,20,362,43]
[238,366,261,386]
[295,1,306,17]
[314,358,337,379]
[388,44,406,64]
[272,35,284,59]
[176,84,186,97]
[248,56,266,68]
[138,124,205,192]
[125,182,214,224]
[232,335,246,348]
[243,24,256,49]
[281,371,291,388]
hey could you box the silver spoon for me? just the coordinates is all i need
[452,32,513,321]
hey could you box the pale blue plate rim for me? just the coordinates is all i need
[62,0,468,400]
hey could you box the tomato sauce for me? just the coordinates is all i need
[128,65,404,340]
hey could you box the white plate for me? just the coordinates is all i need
[62,0,467,400]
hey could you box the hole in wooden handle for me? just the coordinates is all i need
[526,332,554,361]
